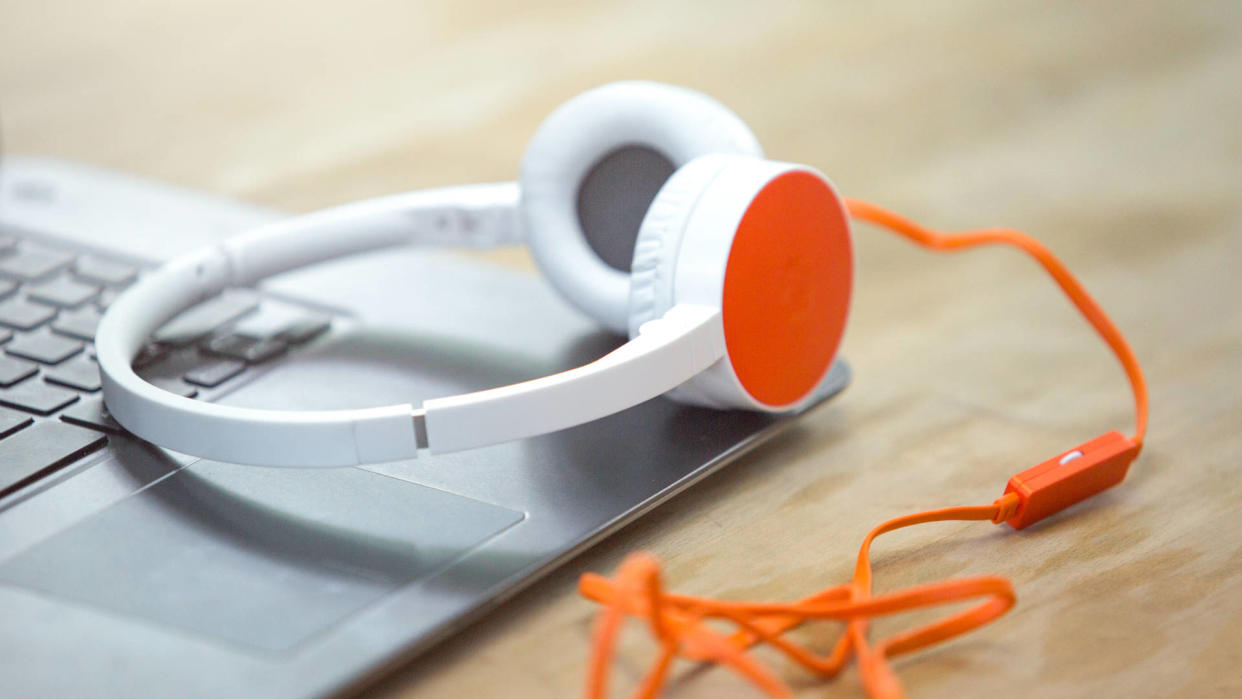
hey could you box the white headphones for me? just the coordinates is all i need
[95,81,854,467]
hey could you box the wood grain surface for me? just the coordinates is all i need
[3,1,1240,696]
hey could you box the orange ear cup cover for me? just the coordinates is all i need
[722,170,853,407]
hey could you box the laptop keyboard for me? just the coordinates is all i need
[0,231,333,500]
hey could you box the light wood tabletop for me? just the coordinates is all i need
[3,1,1240,697]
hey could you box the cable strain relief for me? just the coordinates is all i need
[991,492,1021,524]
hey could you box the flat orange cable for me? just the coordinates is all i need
[579,199,1148,698]
[844,198,1147,448]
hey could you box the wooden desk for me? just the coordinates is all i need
[4,1,1239,696]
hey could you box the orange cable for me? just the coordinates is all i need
[579,199,1147,698]
[843,198,1148,448]
[581,494,1019,699]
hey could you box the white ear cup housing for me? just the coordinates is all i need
[520,81,762,334]
[629,154,854,412]
[628,156,733,338]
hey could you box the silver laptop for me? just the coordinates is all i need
[0,156,849,697]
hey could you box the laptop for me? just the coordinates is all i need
[0,156,849,697]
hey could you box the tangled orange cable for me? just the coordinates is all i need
[581,495,1020,699]
[579,199,1148,699]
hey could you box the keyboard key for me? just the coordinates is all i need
[26,276,100,307]
[6,331,83,364]
[0,381,79,415]
[0,328,12,345]
[0,279,17,300]
[44,358,101,391]
[74,256,138,286]
[0,236,16,253]
[153,291,259,346]
[0,420,106,497]
[279,316,331,344]
[96,287,120,310]
[61,396,122,434]
[204,333,286,363]
[0,407,33,439]
[184,358,245,388]
[231,302,333,345]
[149,377,198,398]
[51,306,102,341]
[0,297,57,330]
[0,245,74,281]
[0,356,38,387]
[131,342,171,368]
[231,303,305,337]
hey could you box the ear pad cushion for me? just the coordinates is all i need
[520,81,762,334]
[627,155,734,338]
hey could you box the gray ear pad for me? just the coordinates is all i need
[576,145,676,272]
[520,81,762,334]
[627,155,734,338]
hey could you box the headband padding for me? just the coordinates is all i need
[520,81,761,334]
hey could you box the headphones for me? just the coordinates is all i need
[96,81,854,467]
[96,81,1151,695]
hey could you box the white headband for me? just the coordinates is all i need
[96,184,729,466]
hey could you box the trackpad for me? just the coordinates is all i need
[0,461,523,651]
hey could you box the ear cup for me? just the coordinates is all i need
[641,155,853,412]
[627,155,733,338]
[521,81,762,334]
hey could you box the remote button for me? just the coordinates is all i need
[74,256,138,286]
[184,358,245,388]
[153,291,259,346]
[0,421,106,498]
[0,381,79,415]
[0,356,38,387]
[0,298,57,330]
[26,276,100,308]
[0,407,33,440]
[61,397,122,434]
[44,358,101,392]
[6,331,83,365]
[51,306,102,341]
[205,334,286,363]
[0,245,74,281]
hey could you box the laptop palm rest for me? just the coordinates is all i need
[0,460,522,651]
